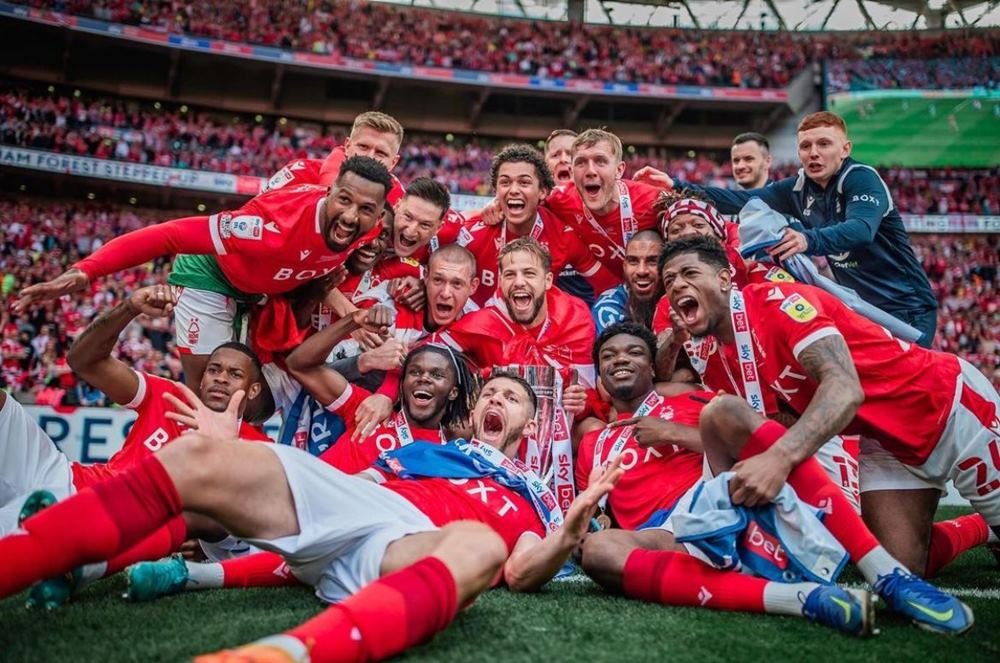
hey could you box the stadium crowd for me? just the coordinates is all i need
[19,1,1000,88]
[3,86,998,211]
[827,56,1000,92]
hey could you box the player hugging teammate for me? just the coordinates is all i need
[3,111,999,662]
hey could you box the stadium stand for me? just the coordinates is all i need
[17,1,1000,88]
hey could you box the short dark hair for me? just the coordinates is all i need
[402,345,479,428]
[490,144,556,191]
[484,370,538,416]
[210,342,263,380]
[429,243,477,276]
[544,129,578,149]
[337,155,393,197]
[498,236,552,273]
[657,236,732,278]
[593,322,658,368]
[404,177,451,220]
[732,132,770,152]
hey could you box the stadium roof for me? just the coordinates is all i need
[375,0,1000,29]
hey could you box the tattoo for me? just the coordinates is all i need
[775,334,862,465]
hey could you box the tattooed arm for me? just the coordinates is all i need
[728,333,862,507]
[772,334,863,466]
[67,284,177,406]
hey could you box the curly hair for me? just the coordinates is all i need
[401,344,480,428]
[490,144,556,191]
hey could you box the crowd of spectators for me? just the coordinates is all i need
[22,1,1000,88]
[826,57,1000,92]
[3,85,998,213]
[2,196,998,404]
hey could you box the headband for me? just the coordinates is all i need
[660,198,726,239]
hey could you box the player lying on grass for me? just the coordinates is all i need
[652,235,997,634]
[572,323,875,636]
[14,156,393,393]
[0,373,624,662]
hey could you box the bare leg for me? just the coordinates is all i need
[861,488,939,575]
[581,528,681,593]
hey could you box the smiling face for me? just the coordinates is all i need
[472,376,537,456]
[401,350,458,427]
[323,172,386,252]
[572,140,626,216]
[499,249,552,326]
[730,141,772,189]
[623,236,663,303]
[425,256,478,328]
[393,195,444,258]
[344,125,401,172]
[797,125,851,188]
[597,333,655,402]
[545,133,575,184]
[197,348,262,413]
[346,215,392,274]
[661,252,733,338]
[496,161,547,230]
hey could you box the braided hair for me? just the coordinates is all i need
[400,344,481,428]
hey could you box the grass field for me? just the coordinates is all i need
[828,92,1000,168]
[1,508,998,662]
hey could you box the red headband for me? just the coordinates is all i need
[661,198,726,239]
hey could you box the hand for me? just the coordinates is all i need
[632,166,674,191]
[178,539,207,562]
[480,198,503,226]
[563,455,625,542]
[389,277,426,311]
[163,382,244,441]
[351,305,394,338]
[606,415,688,448]
[128,284,178,318]
[728,448,794,508]
[353,393,393,440]
[666,307,693,341]
[767,228,808,262]
[14,268,89,314]
[352,327,386,350]
[358,338,407,373]
[561,370,587,418]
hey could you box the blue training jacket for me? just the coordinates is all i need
[682,157,937,314]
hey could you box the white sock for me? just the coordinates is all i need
[856,546,907,585]
[762,582,820,617]
[78,561,108,587]
[184,561,225,590]
[251,634,310,661]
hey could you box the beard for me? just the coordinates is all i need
[506,293,544,325]
[628,291,659,329]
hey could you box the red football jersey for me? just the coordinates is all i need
[732,282,961,465]
[543,179,660,277]
[385,476,545,552]
[458,209,618,307]
[71,372,271,490]
[318,383,446,474]
[576,390,707,529]
[434,287,597,386]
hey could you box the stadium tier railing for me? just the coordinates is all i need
[0,2,790,104]
[3,144,996,233]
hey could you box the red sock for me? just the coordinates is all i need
[222,551,303,588]
[622,549,766,612]
[742,420,880,562]
[0,455,181,597]
[925,514,990,578]
[286,556,459,663]
[102,515,188,577]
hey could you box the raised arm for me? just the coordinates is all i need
[14,216,214,313]
[67,284,178,406]
[504,457,624,592]
[285,306,395,406]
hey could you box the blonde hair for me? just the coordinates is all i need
[572,128,623,162]
[351,111,404,146]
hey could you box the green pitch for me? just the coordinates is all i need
[1,508,998,662]
[828,93,1000,168]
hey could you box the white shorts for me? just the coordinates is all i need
[245,444,436,603]
[173,287,237,355]
[862,359,1000,527]
[0,395,74,535]
[858,437,945,494]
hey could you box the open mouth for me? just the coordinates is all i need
[631,277,655,294]
[411,389,434,404]
[355,245,379,261]
[807,163,824,173]
[332,220,357,245]
[555,165,572,182]
[433,301,455,318]
[483,410,504,435]
[509,290,533,311]
[609,366,633,380]
[505,199,526,214]
[675,295,700,325]
[583,183,602,196]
